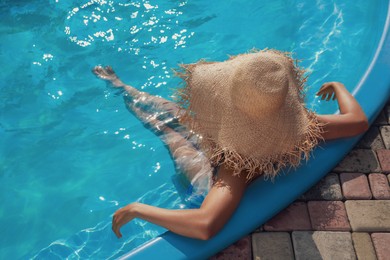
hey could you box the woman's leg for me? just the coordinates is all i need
[130,105,213,184]
[92,66,181,117]
[130,105,188,151]
[93,65,211,184]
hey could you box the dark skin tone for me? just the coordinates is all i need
[93,66,368,240]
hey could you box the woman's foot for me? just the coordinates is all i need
[92,66,124,87]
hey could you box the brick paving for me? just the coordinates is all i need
[352,232,377,260]
[371,233,390,260]
[308,201,351,231]
[252,232,294,260]
[212,101,390,259]
[263,202,311,231]
[369,173,390,199]
[340,172,372,199]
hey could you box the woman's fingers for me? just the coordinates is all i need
[317,84,330,96]
[112,211,124,238]
[317,83,337,102]
[112,205,135,238]
[319,83,329,91]
[112,221,123,238]
[316,88,325,96]
[326,92,334,101]
[318,91,334,101]
[112,215,119,237]
[113,223,122,238]
[316,89,325,97]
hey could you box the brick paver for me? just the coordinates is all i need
[376,149,390,173]
[352,232,377,260]
[333,149,380,173]
[252,232,294,260]
[371,233,390,260]
[340,173,372,199]
[345,200,390,231]
[264,202,311,231]
[307,201,350,231]
[385,104,390,123]
[302,173,343,201]
[380,125,390,149]
[368,173,390,199]
[373,111,388,126]
[292,231,356,260]
[357,126,385,150]
[210,236,251,260]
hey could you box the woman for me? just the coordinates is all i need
[93,50,368,240]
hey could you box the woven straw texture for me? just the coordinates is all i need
[175,50,324,180]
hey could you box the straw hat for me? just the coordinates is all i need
[175,49,324,180]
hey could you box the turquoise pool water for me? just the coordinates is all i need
[0,0,387,259]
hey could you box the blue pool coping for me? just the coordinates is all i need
[120,5,390,260]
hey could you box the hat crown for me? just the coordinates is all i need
[231,53,290,119]
[175,50,323,180]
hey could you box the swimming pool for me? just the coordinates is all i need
[0,0,389,259]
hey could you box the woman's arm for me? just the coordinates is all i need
[112,166,248,240]
[316,82,369,140]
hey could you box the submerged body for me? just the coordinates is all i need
[93,62,368,240]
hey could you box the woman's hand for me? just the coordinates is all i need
[316,82,346,101]
[112,203,139,238]
[316,81,368,140]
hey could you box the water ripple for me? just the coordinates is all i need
[64,0,193,54]
[30,183,184,259]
